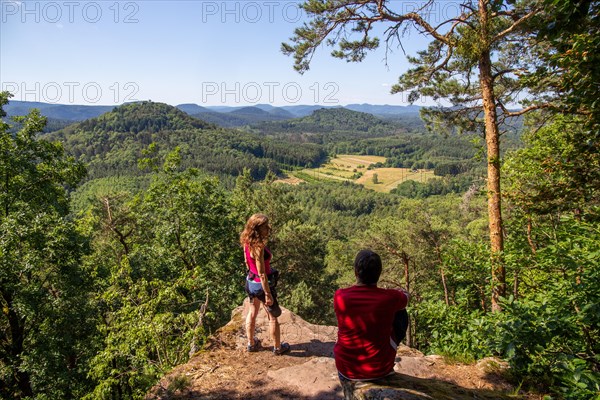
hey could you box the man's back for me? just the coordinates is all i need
[334,285,408,380]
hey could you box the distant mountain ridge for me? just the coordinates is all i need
[176,103,211,114]
[250,107,397,135]
[187,107,291,128]
[345,103,422,115]
[244,107,419,146]
[5,100,422,128]
[4,100,114,121]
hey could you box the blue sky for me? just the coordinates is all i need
[1,0,435,106]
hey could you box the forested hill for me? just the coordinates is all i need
[250,107,400,141]
[300,108,393,131]
[74,101,216,132]
[192,106,294,128]
[49,101,327,180]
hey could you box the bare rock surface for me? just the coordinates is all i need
[147,303,531,399]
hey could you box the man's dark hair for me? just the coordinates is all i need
[354,249,382,285]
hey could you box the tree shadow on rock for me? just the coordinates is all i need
[285,339,335,358]
[352,372,521,400]
[165,385,341,399]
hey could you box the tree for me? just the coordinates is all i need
[523,0,600,208]
[372,173,379,184]
[0,92,91,399]
[82,153,244,399]
[503,115,600,217]
[497,115,600,396]
[535,0,600,132]
[283,0,545,311]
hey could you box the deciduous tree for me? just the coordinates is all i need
[0,92,91,399]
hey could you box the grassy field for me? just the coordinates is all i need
[288,155,436,193]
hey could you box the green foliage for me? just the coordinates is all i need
[251,107,396,141]
[233,172,338,324]
[534,0,600,133]
[50,101,326,181]
[445,238,490,294]
[413,216,600,397]
[434,161,471,177]
[411,301,491,363]
[277,222,336,323]
[499,217,599,398]
[70,175,152,213]
[0,91,92,399]
[329,133,490,181]
[392,176,480,198]
[286,281,316,318]
[504,115,600,216]
[80,160,245,399]
[77,101,215,133]
[294,181,401,220]
[192,106,292,127]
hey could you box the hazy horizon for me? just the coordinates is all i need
[5,98,424,109]
[0,1,441,107]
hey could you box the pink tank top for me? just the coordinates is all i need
[244,244,272,282]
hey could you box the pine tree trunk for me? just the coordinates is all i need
[479,0,506,312]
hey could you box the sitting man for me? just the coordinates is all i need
[334,249,410,399]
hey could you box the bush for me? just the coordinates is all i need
[411,301,492,362]
[490,292,600,399]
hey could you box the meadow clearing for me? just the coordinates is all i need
[289,155,436,193]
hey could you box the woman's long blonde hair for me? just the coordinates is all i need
[240,213,270,249]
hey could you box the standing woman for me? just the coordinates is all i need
[240,213,290,355]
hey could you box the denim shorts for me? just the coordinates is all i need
[245,278,278,303]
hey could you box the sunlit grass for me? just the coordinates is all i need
[289,154,436,193]
[357,168,435,192]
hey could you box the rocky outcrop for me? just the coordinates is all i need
[147,304,519,399]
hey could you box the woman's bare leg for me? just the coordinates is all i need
[264,304,281,349]
[246,297,261,346]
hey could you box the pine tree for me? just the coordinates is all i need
[283,0,547,310]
